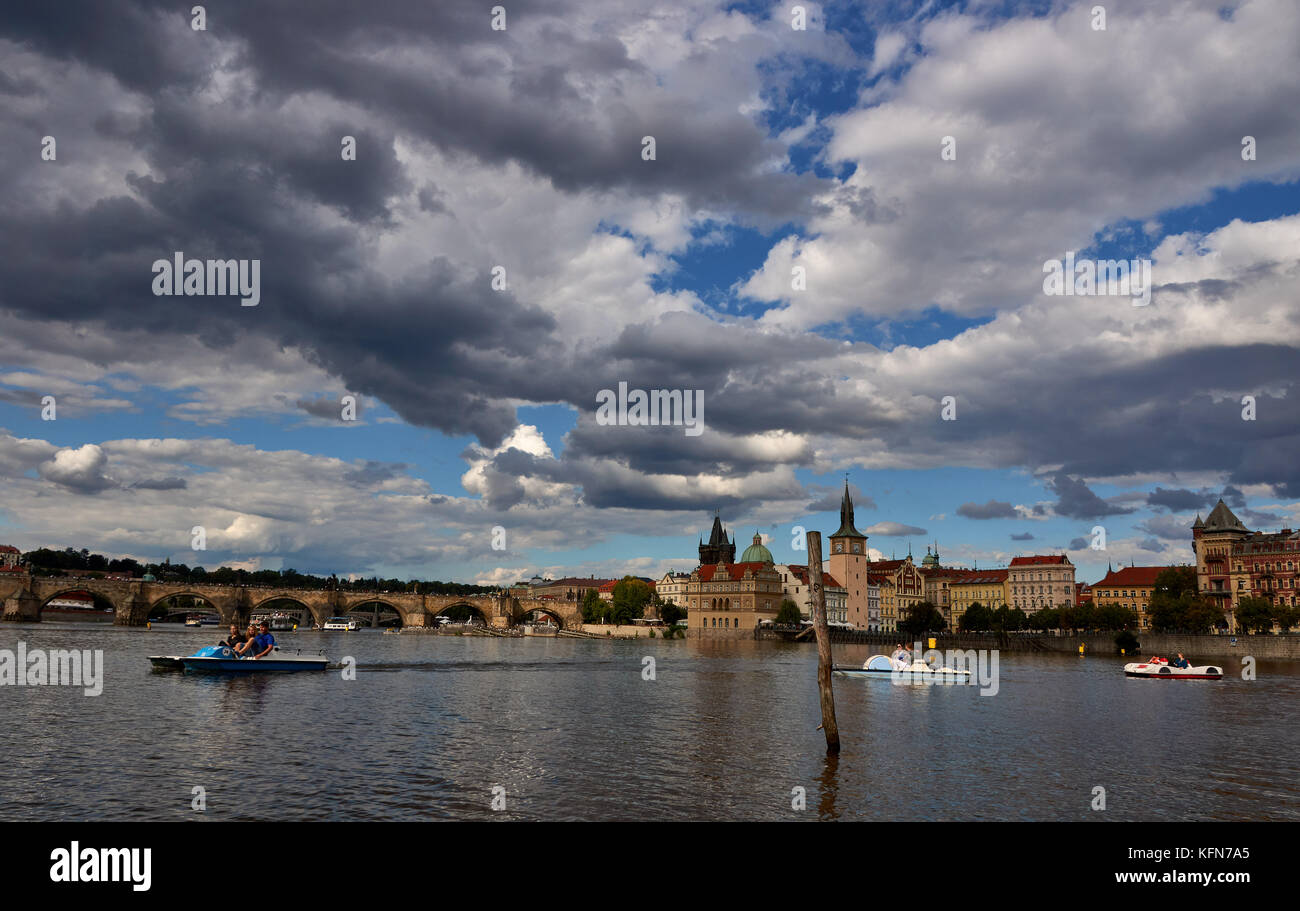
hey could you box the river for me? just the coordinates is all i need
[2,623,1296,821]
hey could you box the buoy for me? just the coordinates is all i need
[146,621,151,630]
[1078,644,1085,655]
[927,637,936,649]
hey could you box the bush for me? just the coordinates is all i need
[1115,629,1140,655]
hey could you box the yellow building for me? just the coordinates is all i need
[1093,565,1168,630]
[684,559,784,632]
[948,569,1009,630]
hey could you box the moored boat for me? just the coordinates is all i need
[1124,656,1222,679]
[322,616,359,631]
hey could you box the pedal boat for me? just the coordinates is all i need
[151,644,327,673]
[833,653,972,682]
[1124,656,1222,679]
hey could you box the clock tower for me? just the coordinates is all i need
[827,480,870,629]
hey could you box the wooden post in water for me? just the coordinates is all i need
[806,531,840,755]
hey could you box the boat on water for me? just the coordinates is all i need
[184,615,203,627]
[833,653,972,682]
[1124,656,1222,680]
[322,616,360,631]
[149,644,327,673]
[269,611,296,631]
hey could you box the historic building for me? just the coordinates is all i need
[920,546,965,627]
[656,571,691,608]
[698,516,737,565]
[868,556,926,623]
[1007,554,1076,613]
[0,545,20,571]
[1193,498,1300,631]
[948,569,1009,630]
[1093,565,1170,630]
[826,482,871,628]
[684,560,784,632]
[868,571,898,631]
[528,576,612,601]
[774,562,849,625]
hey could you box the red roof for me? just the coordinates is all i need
[784,564,844,589]
[954,569,1008,583]
[0,545,19,554]
[1096,566,1169,588]
[1009,555,1071,566]
[695,562,776,582]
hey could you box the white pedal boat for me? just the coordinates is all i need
[1124,656,1222,679]
[833,654,971,682]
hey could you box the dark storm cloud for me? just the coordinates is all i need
[1047,472,1134,519]
[1146,487,1211,511]
[957,500,1018,520]
[1138,514,1195,540]
[1010,532,1034,541]
[865,521,926,537]
[297,396,356,421]
[1137,537,1165,553]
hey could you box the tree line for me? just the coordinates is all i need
[19,546,496,596]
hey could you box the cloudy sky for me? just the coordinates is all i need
[1,0,1298,586]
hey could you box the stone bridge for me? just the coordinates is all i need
[0,573,584,629]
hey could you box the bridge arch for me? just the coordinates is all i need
[341,597,405,628]
[519,604,566,627]
[250,596,323,629]
[37,588,120,621]
[147,591,223,624]
[429,599,492,626]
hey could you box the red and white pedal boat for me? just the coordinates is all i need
[1123,656,1222,680]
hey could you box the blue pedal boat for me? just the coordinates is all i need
[150,644,327,673]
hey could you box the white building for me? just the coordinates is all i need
[774,563,849,625]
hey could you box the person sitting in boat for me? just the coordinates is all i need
[233,623,259,658]
[248,621,277,660]
[890,643,911,670]
[1170,653,1190,669]
[220,624,246,651]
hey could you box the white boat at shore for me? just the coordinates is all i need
[322,616,359,631]
[834,653,972,681]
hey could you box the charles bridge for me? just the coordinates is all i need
[0,573,581,629]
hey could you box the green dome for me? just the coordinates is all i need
[740,532,774,564]
[142,573,157,582]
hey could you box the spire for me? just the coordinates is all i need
[830,478,868,541]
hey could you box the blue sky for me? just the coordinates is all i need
[2,0,1299,588]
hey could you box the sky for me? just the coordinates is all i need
[1,0,1299,587]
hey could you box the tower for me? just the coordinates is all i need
[827,480,870,629]
[698,515,736,565]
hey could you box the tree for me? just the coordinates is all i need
[580,588,607,623]
[660,600,686,626]
[610,577,652,625]
[1094,602,1137,630]
[959,602,990,632]
[899,600,946,636]
[774,599,803,626]
[1235,597,1275,634]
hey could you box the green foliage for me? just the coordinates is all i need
[899,600,947,636]
[958,602,991,632]
[610,576,652,625]
[774,599,804,625]
[1236,596,1277,634]
[659,600,686,626]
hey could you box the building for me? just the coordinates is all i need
[948,569,1009,630]
[1093,565,1169,630]
[1193,498,1300,631]
[684,561,784,632]
[1007,554,1076,613]
[656,571,691,607]
[774,563,849,625]
[868,555,926,622]
[869,572,898,631]
[1075,582,1093,606]
[698,516,737,565]
[826,482,871,628]
[528,577,612,602]
[919,545,965,627]
[0,545,20,569]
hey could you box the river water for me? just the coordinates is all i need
[1,623,1296,821]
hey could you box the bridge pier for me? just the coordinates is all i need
[115,593,152,627]
[2,588,41,622]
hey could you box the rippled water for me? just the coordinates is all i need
[2,623,1297,821]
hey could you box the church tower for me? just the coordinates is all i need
[827,481,869,628]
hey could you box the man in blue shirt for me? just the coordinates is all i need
[250,622,276,659]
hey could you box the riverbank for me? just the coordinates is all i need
[755,627,1300,661]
